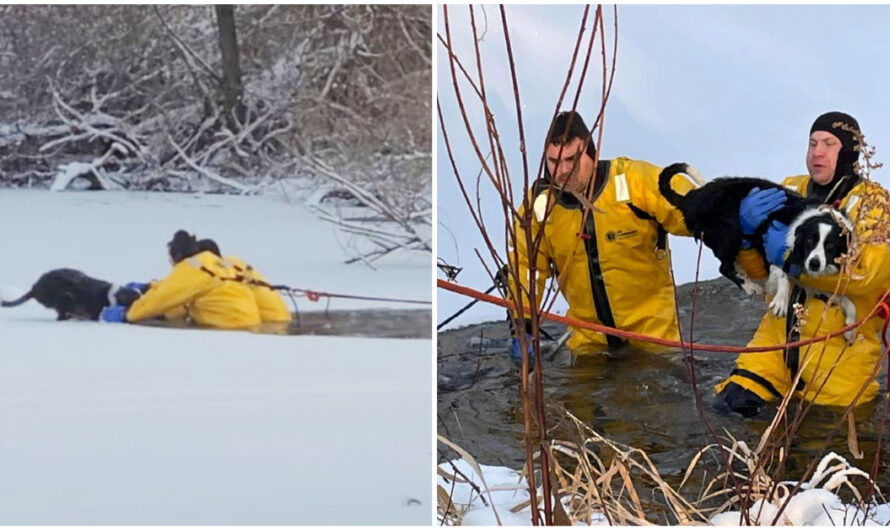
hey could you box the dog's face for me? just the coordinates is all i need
[113,287,141,308]
[787,210,852,276]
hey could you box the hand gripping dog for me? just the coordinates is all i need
[658,163,856,341]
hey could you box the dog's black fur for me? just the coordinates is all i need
[1,268,140,321]
[659,162,822,291]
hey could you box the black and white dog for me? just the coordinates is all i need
[1,268,140,321]
[658,163,856,341]
[768,208,857,343]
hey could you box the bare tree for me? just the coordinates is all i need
[214,5,246,130]
[0,5,430,260]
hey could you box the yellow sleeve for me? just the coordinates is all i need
[737,248,769,280]
[637,162,695,237]
[507,192,552,319]
[126,262,213,322]
[163,306,188,321]
[797,194,890,297]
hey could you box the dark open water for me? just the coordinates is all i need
[138,308,431,339]
[437,278,890,499]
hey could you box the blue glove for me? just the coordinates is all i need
[511,335,536,370]
[100,305,127,323]
[124,282,150,294]
[739,188,787,235]
[763,220,790,266]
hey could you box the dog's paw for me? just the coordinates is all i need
[741,279,764,297]
[769,297,787,318]
[844,330,857,346]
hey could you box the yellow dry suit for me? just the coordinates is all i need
[508,157,697,353]
[221,255,293,324]
[126,250,262,330]
[716,176,890,406]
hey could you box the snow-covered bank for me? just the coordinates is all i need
[438,455,890,526]
[0,190,432,524]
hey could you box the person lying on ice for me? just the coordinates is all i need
[100,230,262,329]
[195,238,292,324]
[716,111,890,416]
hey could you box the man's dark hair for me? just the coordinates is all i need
[196,238,221,257]
[167,230,199,263]
[549,111,592,146]
[543,110,598,181]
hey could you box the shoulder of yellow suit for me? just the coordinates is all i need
[221,254,248,269]
[611,157,650,173]
[781,174,809,192]
[180,251,237,277]
[781,174,885,203]
[611,157,675,183]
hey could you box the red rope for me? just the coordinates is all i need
[438,278,886,354]
[283,287,431,305]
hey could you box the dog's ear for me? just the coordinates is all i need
[783,225,808,274]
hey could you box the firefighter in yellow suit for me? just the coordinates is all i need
[508,111,698,356]
[103,230,263,330]
[716,112,890,416]
[196,238,293,324]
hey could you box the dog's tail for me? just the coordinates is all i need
[658,162,705,207]
[1,290,34,308]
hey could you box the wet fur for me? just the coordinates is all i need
[658,162,821,294]
[1,268,140,321]
[659,163,856,341]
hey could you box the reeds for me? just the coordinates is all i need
[438,410,885,526]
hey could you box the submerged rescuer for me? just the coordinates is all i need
[506,110,701,360]
[196,238,293,324]
[716,111,890,416]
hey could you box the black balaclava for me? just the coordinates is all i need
[809,111,861,203]
[543,110,597,183]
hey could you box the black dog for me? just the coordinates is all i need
[658,162,822,295]
[1,268,140,321]
[659,163,856,339]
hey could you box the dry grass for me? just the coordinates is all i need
[438,410,885,526]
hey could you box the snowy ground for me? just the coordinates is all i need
[439,457,890,526]
[0,189,432,524]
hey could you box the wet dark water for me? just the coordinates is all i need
[289,308,431,339]
[438,278,890,492]
[138,309,431,339]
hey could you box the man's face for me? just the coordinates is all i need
[806,130,842,185]
[545,137,594,193]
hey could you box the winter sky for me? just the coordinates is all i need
[436,4,890,328]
